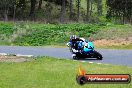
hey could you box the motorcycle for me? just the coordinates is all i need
[67,40,103,60]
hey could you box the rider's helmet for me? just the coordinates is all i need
[70,35,77,40]
[80,38,85,42]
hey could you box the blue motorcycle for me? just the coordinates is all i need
[67,40,103,60]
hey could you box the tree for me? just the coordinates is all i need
[13,0,17,21]
[89,0,93,16]
[29,0,36,19]
[106,0,132,24]
[45,2,53,23]
[76,0,80,22]
[86,0,90,22]
[18,0,26,10]
[45,0,68,6]
[69,0,73,20]
[16,0,26,20]
[0,0,14,21]
[38,0,42,9]
[60,0,66,23]
[97,0,102,16]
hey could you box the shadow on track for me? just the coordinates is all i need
[71,58,102,61]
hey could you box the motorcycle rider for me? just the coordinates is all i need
[67,35,86,52]
[67,35,102,60]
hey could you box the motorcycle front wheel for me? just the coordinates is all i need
[93,50,103,60]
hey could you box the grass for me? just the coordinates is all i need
[91,24,132,40]
[0,56,131,88]
[96,44,132,49]
[0,22,131,49]
[91,24,132,49]
[0,22,103,46]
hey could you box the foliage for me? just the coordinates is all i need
[0,22,102,46]
[0,22,14,38]
[0,22,131,46]
[106,0,132,23]
[0,0,105,23]
[13,23,102,46]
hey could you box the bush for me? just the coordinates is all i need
[0,22,14,37]
[13,23,102,46]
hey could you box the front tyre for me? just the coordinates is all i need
[94,51,103,60]
[72,54,78,60]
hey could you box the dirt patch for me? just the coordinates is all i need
[93,37,132,46]
[0,55,32,62]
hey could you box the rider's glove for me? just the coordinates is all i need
[66,42,70,47]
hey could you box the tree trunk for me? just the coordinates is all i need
[90,0,92,16]
[4,10,8,21]
[97,0,102,16]
[87,0,90,22]
[29,0,36,18]
[38,0,42,10]
[130,15,132,24]
[60,0,66,23]
[69,0,73,20]
[77,0,80,22]
[13,4,16,22]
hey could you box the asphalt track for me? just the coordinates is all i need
[0,46,132,67]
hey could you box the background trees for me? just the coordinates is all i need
[69,0,73,20]
[86,0,90,22]
[106,0,132,24]
[38,0,43,9]
[97,0,102,16]
[0,0,15,21]
[0,0,131,24]
[29,0,36,20]
[60,0,66,23]
[76,0,81,22]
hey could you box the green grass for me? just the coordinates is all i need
[0,22,131,49]
[91,24,132,40]
[0,22,14,45]
[0,56,131,88]
[0,22,103,46]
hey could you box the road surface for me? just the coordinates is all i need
[0,46,132,67]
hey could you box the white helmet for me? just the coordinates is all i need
[70,35,77,40]
[80,38,85,42]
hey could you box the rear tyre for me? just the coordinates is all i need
[94,51,103,60]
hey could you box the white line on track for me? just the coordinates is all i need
[89,62,93,64]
